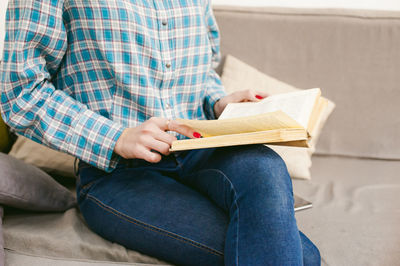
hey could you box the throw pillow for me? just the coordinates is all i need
[8,136,76,178]
[0,152,76,211]
[220,55,335,179]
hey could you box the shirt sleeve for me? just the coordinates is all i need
[0,0,125,172]
[202,0,227,120]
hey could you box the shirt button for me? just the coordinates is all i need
[166,63,171,68]
[166,103,171,108]
[162,21,167,26]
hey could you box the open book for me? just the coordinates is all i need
[170,88,329,151]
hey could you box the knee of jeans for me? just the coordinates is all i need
[304,243,321,266]
[222,146,293,211]
[235,146,291,191]
[301,232,321,266]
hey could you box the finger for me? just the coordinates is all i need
[227,90,257,103]
[136,146,163,163]
[237,90,268,102]
[168,120,201,139]
[143,150,163,163]
[143,137,171,156]
[254,91,269,100]
[148,117,170,131]
[241,90,260,102]
[153,129,177,145]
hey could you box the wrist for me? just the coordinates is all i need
[114,128,128,158]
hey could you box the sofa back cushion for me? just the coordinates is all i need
[215,6,400,160]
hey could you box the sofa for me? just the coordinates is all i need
[1,5,400,266]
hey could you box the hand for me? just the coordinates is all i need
[213,90,268,118]
[114,117,200,163]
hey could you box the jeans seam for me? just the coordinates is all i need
[199,168,240,266]
[78,180,100,199]
[85,194,224,257]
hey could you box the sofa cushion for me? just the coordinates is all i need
[215,6,400,160]
[8,136,76,179]
[3,208,169,265]
[3,156,399,266]
[220,55,335,179]
[5,249,156,266]
[0,152,76,211]
[293,155,400,266]
[0,206,4,266]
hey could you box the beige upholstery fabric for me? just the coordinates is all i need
[8,136,76,178]
[2,6,400,266]
[221,55,299,95]
[293,155,400,266]
[214,6,400,160]
[0,206,4,266]
[3,208,170,265]
[3,156,400,266]
[220,55,335,179]
[5,250,162,266]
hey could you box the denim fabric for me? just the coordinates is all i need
[77,145,320,266]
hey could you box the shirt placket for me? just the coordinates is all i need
[153,0,175,119]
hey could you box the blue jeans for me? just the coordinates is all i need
[77,145,320,266]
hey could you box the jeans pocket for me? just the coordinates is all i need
[77,161,115,204]
[77,166,103,202]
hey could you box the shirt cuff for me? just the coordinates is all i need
[203,88,226,120]
[67,109,125,173]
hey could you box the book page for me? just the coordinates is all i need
[219,88,321,129]
[177,111,303,137]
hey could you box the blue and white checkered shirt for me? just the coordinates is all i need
[0,0,226,172]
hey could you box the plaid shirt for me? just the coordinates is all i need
[0,0,226,172]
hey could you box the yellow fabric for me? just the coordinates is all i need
[0,116,10,152]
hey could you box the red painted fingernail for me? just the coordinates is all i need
[193,132,202,138]
[255,95,264,100]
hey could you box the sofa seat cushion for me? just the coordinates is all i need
[3,156,400,266]
[5,249,161,266]
[0,206,4,266]
[293,156,400,266]
[3,208,170,265]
